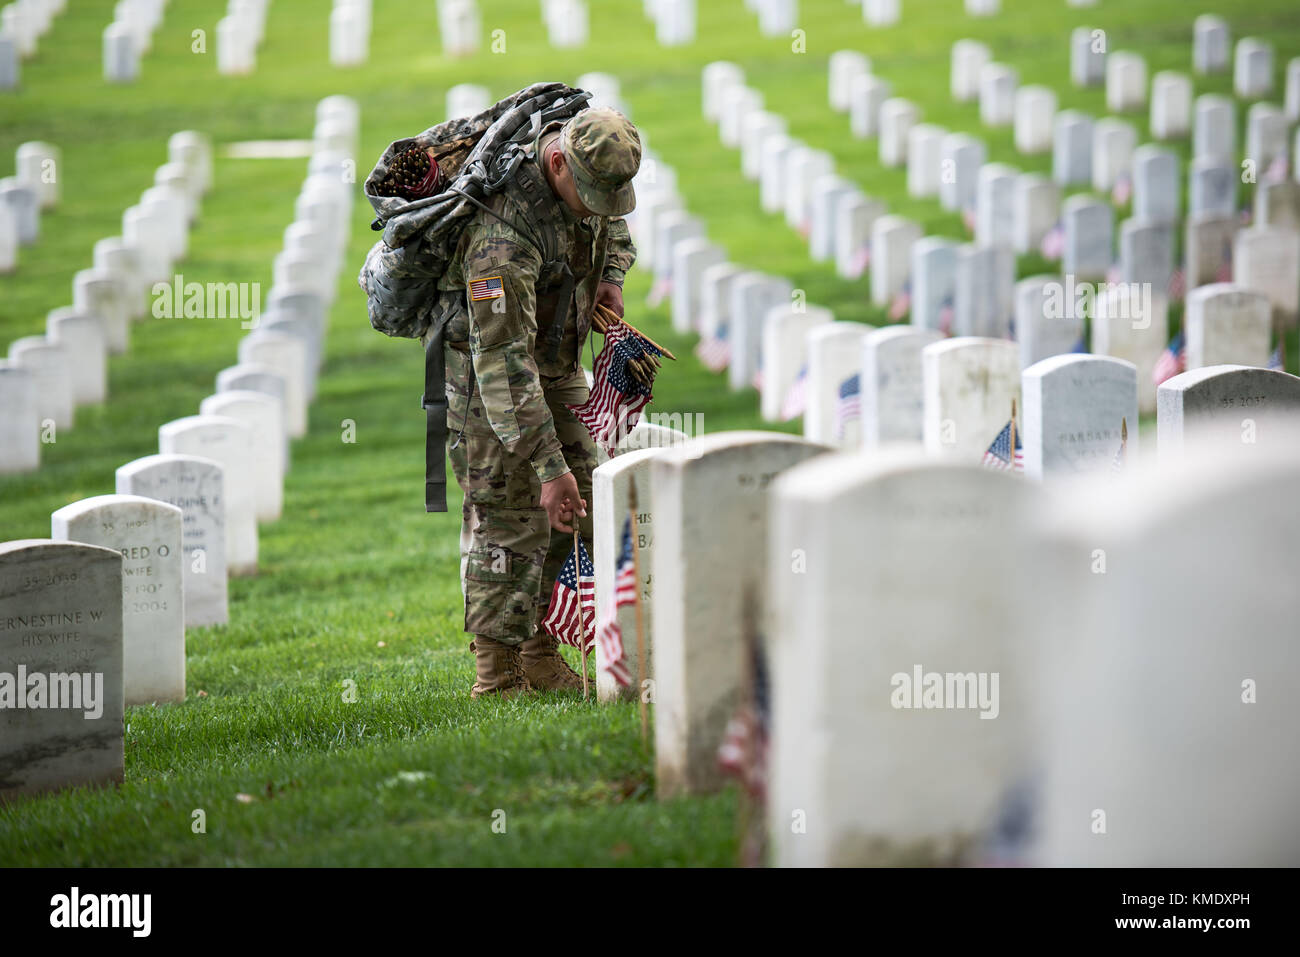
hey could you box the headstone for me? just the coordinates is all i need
[1234,226,1300,324]
[702,61,743,122]
[1016,275,1084,369]
[0,540,124,799]
[92,237,146,320]
[864,0,899,27]
[1132,146,1179,225]
[1150,71,1192,140]
[1287,57,1300,122]
[670,238,724,334]
[1022,354,1137,479]
[0,362,38,473]
[719,85,762,149]
[158,416,257,576]
[1193,94,1237,163]
[1012,174,1060,254]
[1184,284,1271,370]
[592,447,665,703]
[1092,118,1136,192]
[50,496,185,705]
[329,2,369,66]
[922,337,1021,461]
[654,0,695,45]
[729,274,792,393]
[653,210,703,281]
[1070,26,1106,87]
[906,124,946,199]
[861,326,942,445]
[1254,180,1300,231]
[760,305,834,422]
[1052,111,1093,187]
[216,362,289,449]
[0,178,37,245]
[767,450,1036,866]
[1119,218,1175,292]
[1234,38,1274,98]
[784,147,833,232]
[1063,196,1114,281]
[809,175,855,263]
[1188,158,1237,219]
[805,322,871,446]
[1035,449,1300,865]
[939,133,985,213]
[950,39,990,102]
[604,417,690,460]
[1245,103,1288,173]
[1193,14,1230,75]
[200,391,285,517]
[15,141,59,210]
[978,63,1018,127]
[237,332,309,438]
[879,98,919,168]
[7,337,73,431]
[0,34,18,92]
[910,237,958,334]
[1158,365,1300,458]
[103,22,138,83]
[46,308,107,407]
[72,269,128,355]
[0,196,15,273]
[697,261,744,343]
[1186,213,1239,289]
[974,163,1017,251]
[834,194,885,280]
[740,110,785,180]
[1013,86,1056,155]
[652,432,827,796]
[1091,284,1169,413]
[849,73,892,140]
[116,454,228,627]
[1106,51,1147,112]
[954,244,1013,340]
[870,215,922,309]
[829,50,870,113]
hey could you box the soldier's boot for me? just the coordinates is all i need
[470,637,533,699]
[519,628,586,691]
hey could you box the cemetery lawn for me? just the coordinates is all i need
[2,0,1298,866]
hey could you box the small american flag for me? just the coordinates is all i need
[1268,341,1285,372]
[717,628,771,803]
[780,365,808,421]
[1111,418,1128,475]
[888,281,912,321]
[1070,336,1088,353]
[938,296,955,337]
[961,207,977,234]
[1167,266,1186,303]
[1111,174,1132,207]
[833,372,861,440]
[1039,222,1066,261]
[541,536,596,652]
[1265,153,1290,185]
[646,276,672,308]
[468,275,504,301]
[568,323,662,456]
[1152,330,1186,387]
[751,367,764,391]
[849,243,872,278]
[695,325,731,372]
[1239,204,1254,227]
[982,419,1024,472]
[595,517,637,688]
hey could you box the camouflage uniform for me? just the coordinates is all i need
[428,109,639,647]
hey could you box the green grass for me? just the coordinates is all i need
[1,0,1298,865]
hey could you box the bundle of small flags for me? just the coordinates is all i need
[569,322,663,456]
[1152,330,1186,387]
[982,418,1024,472]
[833,372,861,441]
[595,517,638,688]
[780,365,808,421]
[541,537,596,653]
[695,326,731,372]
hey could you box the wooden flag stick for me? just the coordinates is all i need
[628,479,649,745]
[574,526,589,700]
[594,303,678,360]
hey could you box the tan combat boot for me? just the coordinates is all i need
[470,637,533,699]
[519,627,587,691]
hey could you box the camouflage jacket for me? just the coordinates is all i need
[429,124,637,484]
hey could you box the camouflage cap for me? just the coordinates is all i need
[559,108,641,217]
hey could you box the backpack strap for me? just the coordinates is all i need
[422,321,449,513]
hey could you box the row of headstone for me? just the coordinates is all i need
[216,0,269,77]
[438,0,481,57]
[101,0,170,83]
[0,131,211,475]
[329,0,370,67]
[0,0,68,88]
[645,0,695,47]
[0,141,54,270]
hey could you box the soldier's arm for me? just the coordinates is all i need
[601,216,637,285]
[464,234,571,483]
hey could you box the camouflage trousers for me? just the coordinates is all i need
[449,369,596,645]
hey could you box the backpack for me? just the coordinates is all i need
[356,82,593,512]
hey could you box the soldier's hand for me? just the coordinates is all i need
[541,471,587,533]
[596,281,625,318]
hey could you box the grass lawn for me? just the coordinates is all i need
[1,0,1297,865]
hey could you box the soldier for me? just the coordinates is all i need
[430,107,641,697]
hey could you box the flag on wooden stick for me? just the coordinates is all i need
[595,516,637,688]
[541,537,596,653]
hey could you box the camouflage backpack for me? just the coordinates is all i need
[357,82,592,512]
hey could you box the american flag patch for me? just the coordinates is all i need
[469,276,504,301]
